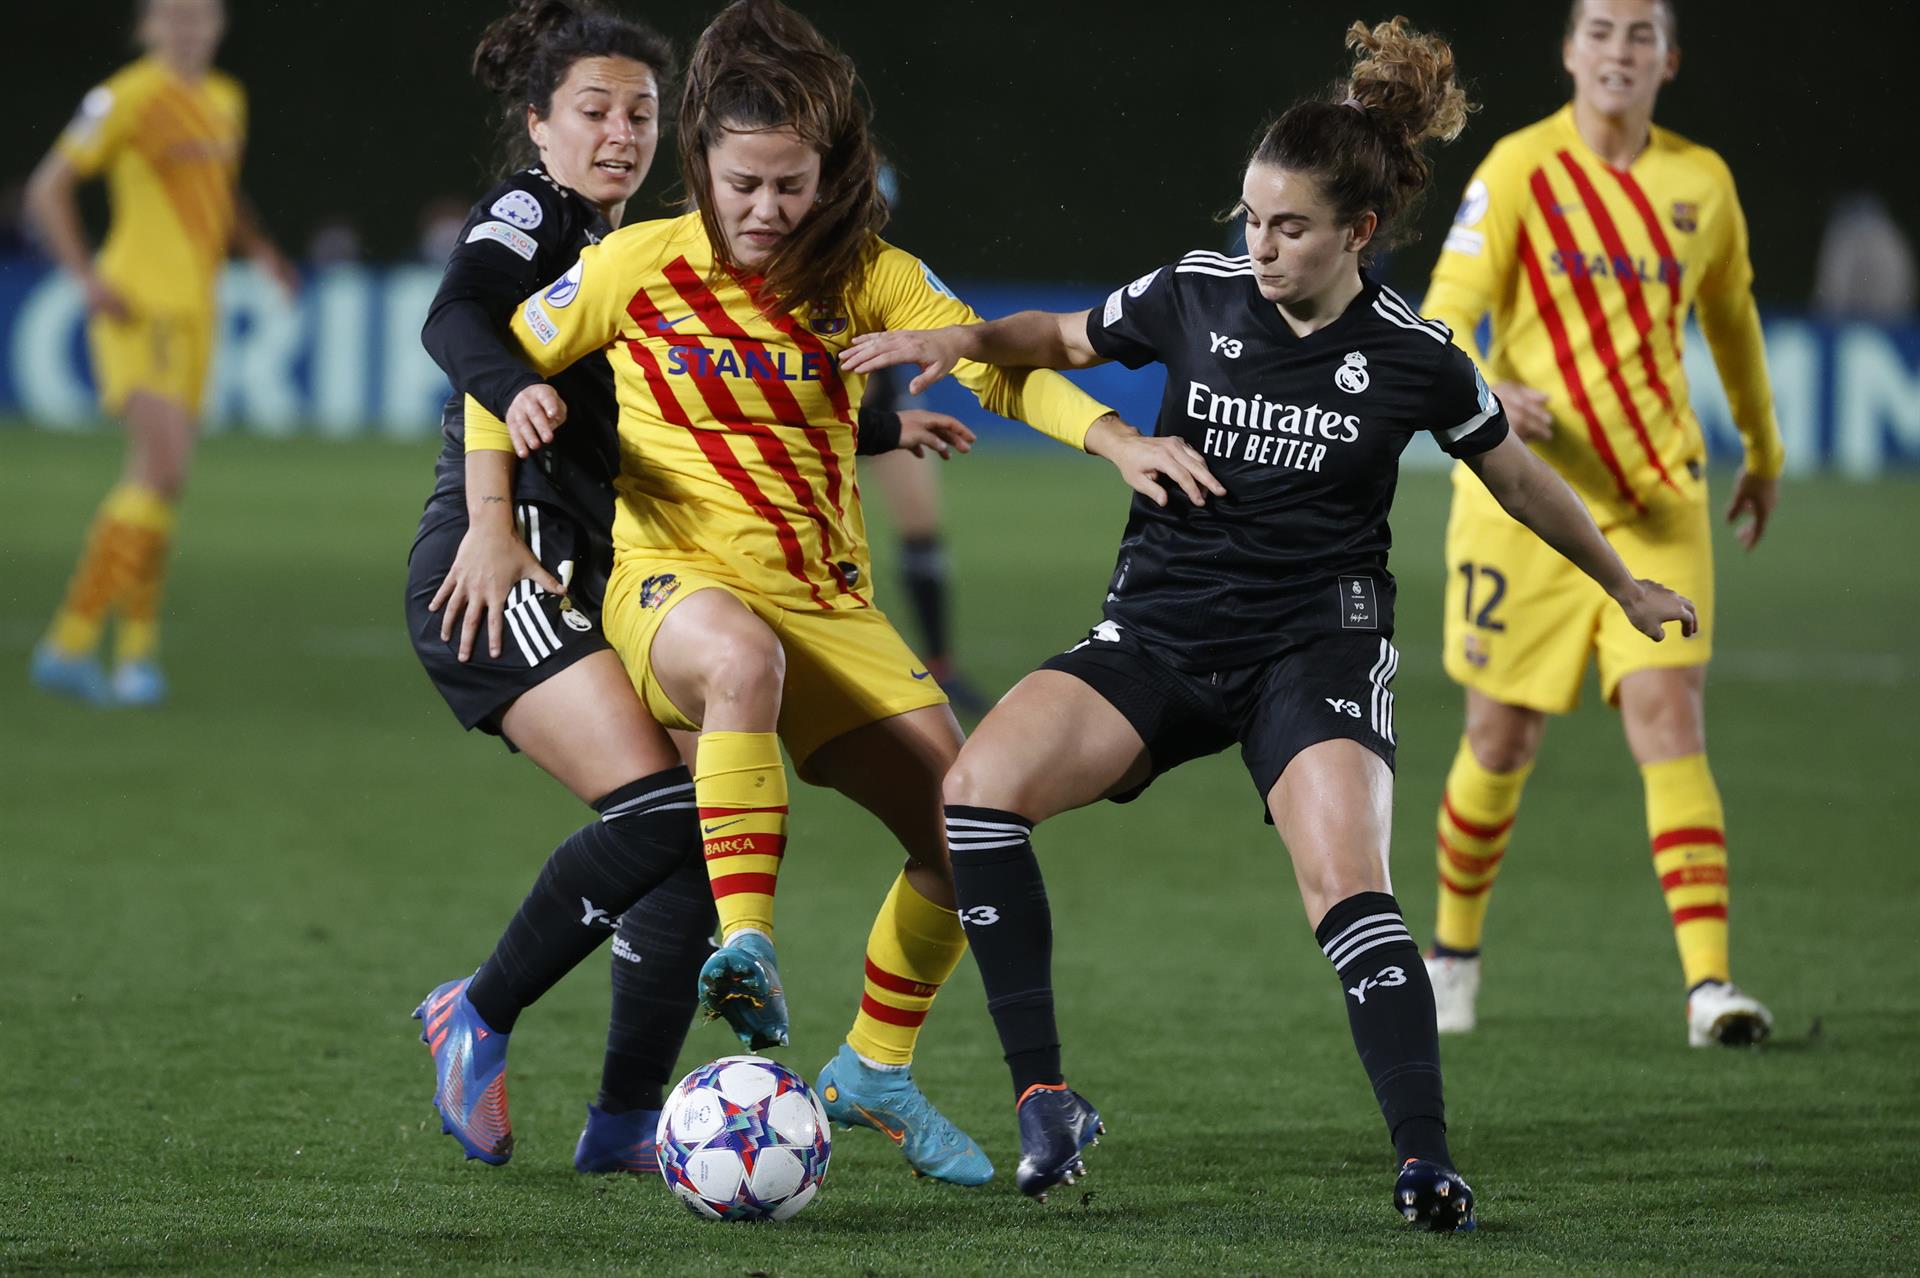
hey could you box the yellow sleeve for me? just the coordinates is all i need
[55,72,144,178]
[1424,146,1524,377]
[504,238,631,377]
[463,395,513,454]
[1695,159,1784,479]
[865,245,1111,451]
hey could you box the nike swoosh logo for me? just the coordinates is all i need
[910,669,931,680]
[851,1103,906,1145]
[655,313,695,331]
[703,818,746,834]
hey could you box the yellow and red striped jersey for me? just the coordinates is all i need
[56,58,246,316]
[1426,104,1783,526]
[487,211,1112,610]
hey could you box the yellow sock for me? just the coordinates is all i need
[1643,753,1731,989]
[47,484,173,656]
[1433,735,1533,954]
[846,873,967,1066]
[696,731,788,942]
[108,486,176,665]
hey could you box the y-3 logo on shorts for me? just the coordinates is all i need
[1347,964,1408,1004]
[1325,698,1362,718]
[580,898,622,929]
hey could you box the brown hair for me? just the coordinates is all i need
[1565,0,1679,45]
[678,0,886,316]
[1248,15,1475,256]
[472,0,675,176]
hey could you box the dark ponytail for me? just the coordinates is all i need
[1250,16,1476,256]
[472,0,676,175]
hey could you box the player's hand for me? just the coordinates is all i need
[507,384,568,457]
[1614,577,1698,643]
[82,273,131,322]
[1724,465,1777,551]
[1086,414,1226,509]
[895,410,975,459]
[428,520,565,662]
[839,327,969,395]
[1494,382,1553,443]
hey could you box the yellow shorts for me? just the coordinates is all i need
[602,553,949,766]
[87,309,215,415]
[1441,474,1714,713]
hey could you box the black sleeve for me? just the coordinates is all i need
[420,175,574,420]
[1430,345,1510,459]
[1083,264,1178,370]
[855,407,902,455]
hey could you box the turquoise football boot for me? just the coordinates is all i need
[816,1042,992,1185]
[697,931,789,1050]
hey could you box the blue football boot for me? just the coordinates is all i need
[1395,1158,1476,1232]
[573,1103,663,1175]
[110,660,168,707]
[697,931,789,1050]
[1013,1082,1103,1200]
[816,1042,993,1185]
[411,977,513,1165]
[30,642,109,705]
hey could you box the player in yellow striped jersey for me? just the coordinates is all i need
[471,0,1216,1184]
[27,0,295,707]
[1420,0,1780,1046]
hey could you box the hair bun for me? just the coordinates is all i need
[1343,15,1472,145]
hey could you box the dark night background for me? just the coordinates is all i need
[8,1,1915,300]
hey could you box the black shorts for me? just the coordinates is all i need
[1039,620,1400,808]
[406,501,612,739]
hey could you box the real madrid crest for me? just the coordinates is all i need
[1335,351,1370,394]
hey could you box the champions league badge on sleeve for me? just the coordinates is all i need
[545,261,584,309]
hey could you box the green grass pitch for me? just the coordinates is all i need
[3,428,1917,1275]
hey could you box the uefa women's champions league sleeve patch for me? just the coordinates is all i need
[543,261,584,309]
[919,260,958,300]
[490,189,545,231]
[466,220,539,261]
[1443,178,1489,257]
[64,85,114,141]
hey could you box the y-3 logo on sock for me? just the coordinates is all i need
[958,905,1000,927]
[580,898,622,930]
[1347,964,1408,1004]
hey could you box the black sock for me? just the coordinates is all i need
[945,805,1062,1098]
[901,535,950,662]
[598,844,716,1115]
[1316,891,1452,1167]
[466,767,696,1033]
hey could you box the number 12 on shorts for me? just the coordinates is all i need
[1457,561,1507,632]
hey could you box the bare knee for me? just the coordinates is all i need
[1464,695,1546,773]
[942,744,1026,816]
[1620,674,1706,764]
[700,627,785,715]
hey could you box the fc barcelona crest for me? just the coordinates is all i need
[809,304,849,336]
[1671,201,1699,233]
[638,573,681,610]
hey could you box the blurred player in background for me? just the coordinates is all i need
[480,0,1194,1185]
[406,0,713,1176]
[1419,0,1781,1047]
[862,163,989,717]
[850,15,1697,1225]
[26,0,294,707]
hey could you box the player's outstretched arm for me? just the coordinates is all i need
[430,437,564,664]
[1467,432,1696,642]
[840,310,1105,395]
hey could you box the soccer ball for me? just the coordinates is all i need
[656,1055,831,1222]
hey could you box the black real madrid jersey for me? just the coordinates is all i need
[1083,251,1509,672]
[420,167,620,537]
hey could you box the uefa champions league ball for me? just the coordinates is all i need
[656,1055,832,1222]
